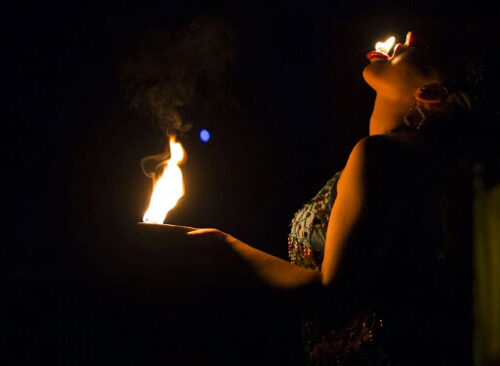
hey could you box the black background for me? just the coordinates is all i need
[4,0,500,364]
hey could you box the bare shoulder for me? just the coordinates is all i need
[338,133,425,199]
[347,134,417,173]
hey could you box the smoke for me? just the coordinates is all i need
[120,16,237,136]
[119,16,237,177]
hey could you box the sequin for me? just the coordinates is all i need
[287,172,341,271]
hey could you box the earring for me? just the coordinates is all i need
[404,102,426,130]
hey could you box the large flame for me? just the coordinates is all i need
[375,36,396,54]
[143,136,186,224]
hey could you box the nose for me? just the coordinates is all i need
[392,43,408,57]
[404,31,415,47]
[391,31,419,58]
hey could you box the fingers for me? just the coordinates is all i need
[185,228,237,245]
[186,228,221,235]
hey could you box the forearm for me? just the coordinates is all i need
[226,236,322,290]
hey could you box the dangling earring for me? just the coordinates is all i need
[403,101,426,130]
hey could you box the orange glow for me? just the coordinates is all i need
[375,36,396,54]
[143,136,186,224]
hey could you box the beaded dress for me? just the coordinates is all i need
[287,128,445,365]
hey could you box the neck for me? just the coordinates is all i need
[369,94,414,135]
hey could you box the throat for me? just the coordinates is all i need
[369,94,414,135]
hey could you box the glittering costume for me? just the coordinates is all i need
[288,128,445,365]
[288,171,341,271]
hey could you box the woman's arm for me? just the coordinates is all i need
[188,135,409,291]
[322,135,412,286]
[188,228,322,290]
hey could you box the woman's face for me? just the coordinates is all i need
[362,32,441,101]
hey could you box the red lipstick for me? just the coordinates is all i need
[366,51,390,61]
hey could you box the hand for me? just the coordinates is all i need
[186,228,237,244]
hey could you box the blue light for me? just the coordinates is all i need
[199,129,211,142]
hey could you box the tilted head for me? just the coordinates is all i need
[363,30,480,130]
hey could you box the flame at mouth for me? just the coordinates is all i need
[375,36,396,55]
[143,136,186,224]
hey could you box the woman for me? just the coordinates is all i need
[187,31,477,364]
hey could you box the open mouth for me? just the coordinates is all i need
[366,50,390,61]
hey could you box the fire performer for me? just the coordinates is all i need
[187,30,482,364]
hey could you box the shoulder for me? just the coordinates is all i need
[344,135,414,179]
[338,134,420,200]
[349,134,415,167]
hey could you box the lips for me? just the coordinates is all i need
[366,51,390,61]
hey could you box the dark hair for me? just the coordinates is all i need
[410,27,500,278]
[412,27,496,167]
[419,30,482,106]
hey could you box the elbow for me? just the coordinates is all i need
[320,268,335,288]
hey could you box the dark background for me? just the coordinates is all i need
[4,0,500,364]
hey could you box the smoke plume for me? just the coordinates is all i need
[119,16,237,177]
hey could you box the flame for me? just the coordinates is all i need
[375,36,396,54]
[143,136,186,224]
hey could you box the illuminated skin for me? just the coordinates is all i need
[188,32,448,292]
[363,32,446,135]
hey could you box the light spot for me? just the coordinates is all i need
[199,129,210,142]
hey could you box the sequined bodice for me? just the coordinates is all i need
[288,170,388,364]
[288,130,448,365]
[288,171,342,270]
[286,127,443,364]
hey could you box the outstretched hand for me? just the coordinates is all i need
[187,227,322,290]
[186,228,239,245]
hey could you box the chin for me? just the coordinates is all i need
[362,61,393,94]
[362,63,377,90]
